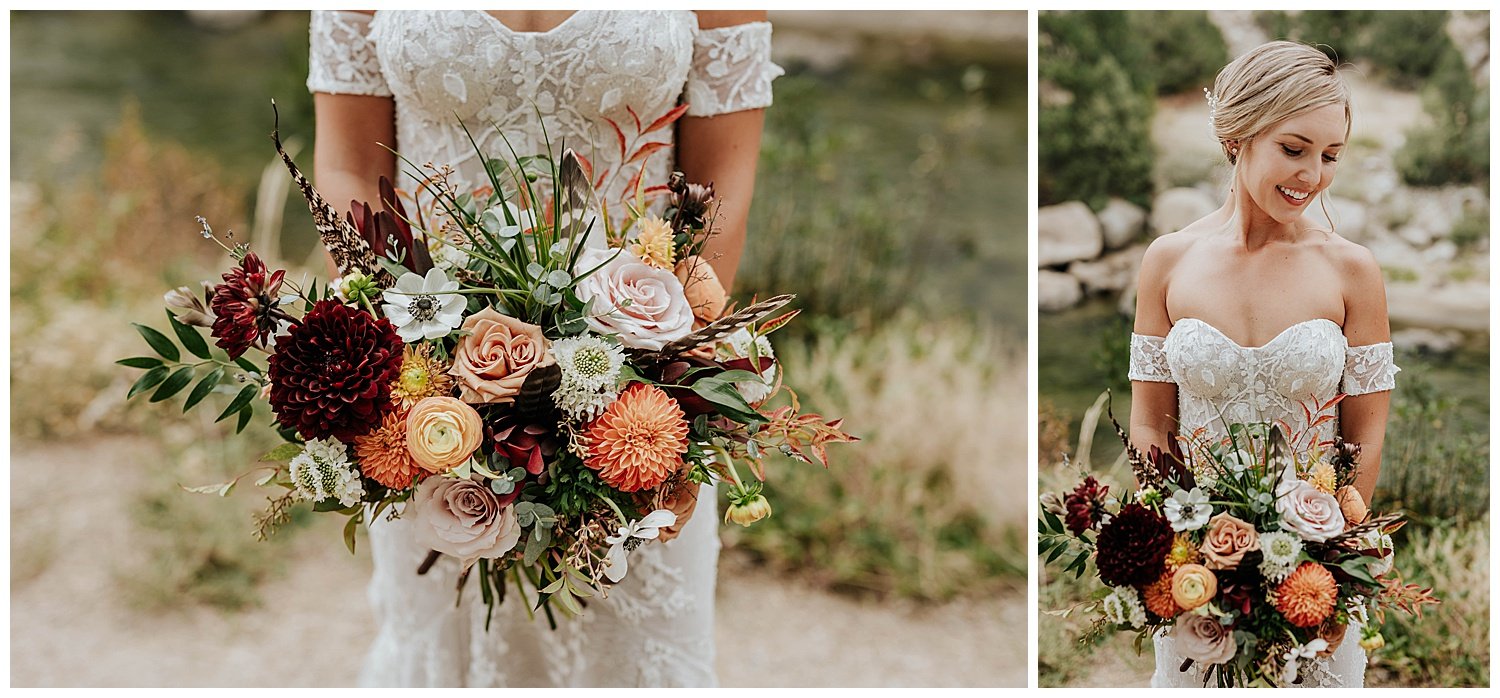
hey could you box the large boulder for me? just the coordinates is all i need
[1392,327,1462,356]
[1096,197,1147,250]
[1149,187,1216,236]
[1038,269,1084,313]
[1311,196,1369,242]
[1038,202,1103,267]
[1067,243,1147,295]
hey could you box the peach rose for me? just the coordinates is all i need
[674,255,727,324]
[406,397,483,473]
[1336,486,1368,529]
[1200,512,1261,570]
[411,476,521,569]
[448,307,554,404]
[1275,477,1345,542]
[1171,563,1218,610]
[1172,612,1236,665]
[574,247,693,350]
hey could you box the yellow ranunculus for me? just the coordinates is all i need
[406,396,483,473]
[1170,563,1218,610]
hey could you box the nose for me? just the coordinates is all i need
[1296,161,1319,186]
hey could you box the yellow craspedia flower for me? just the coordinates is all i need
[629,215,676,269]
[391,343,456,410]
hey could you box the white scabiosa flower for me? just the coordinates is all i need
[551,335,628,421]
[1102,587,1147,629]
[288,437,364,507]
[381,268,467,343]
[1164,487,1212,532]
[1258,530,1302,582]
[714,328,778,404]
[1360,529,1395,577]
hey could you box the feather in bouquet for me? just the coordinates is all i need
[1038,393,1437,687]
[120,103,856,627]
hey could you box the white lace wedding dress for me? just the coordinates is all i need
[1130,317,1400,688]
[307,10,782,687]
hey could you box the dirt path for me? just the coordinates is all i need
[10,437,1026,687]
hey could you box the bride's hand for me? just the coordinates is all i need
[654,476,701,543]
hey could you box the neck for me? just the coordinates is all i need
[1219,177,1301,251]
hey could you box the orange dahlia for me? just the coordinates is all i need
[583,383,689,492]
[354,409,425,489]
[1274,562,1338,627]
[1142,570,1183,619]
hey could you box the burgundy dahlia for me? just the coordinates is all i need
[1095,502,1174,587]
[267,300,403,441]
[210,252,289,359]
[1064,476,1109,535]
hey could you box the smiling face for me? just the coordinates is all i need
[1235,103,1347,225]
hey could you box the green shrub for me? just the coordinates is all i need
[1039,12,1156,208]
[1377,519,1490,687]
[1133,11,1229,95]
[1379,366,1490,521]
[1397,45,1489,187]
[1257,11,1455,90]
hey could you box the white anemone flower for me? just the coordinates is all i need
[381,268,467,342]
[603,509,678,583]
[714,328,778,404]
[1164,487,1213,532]
[1281,639,1329,684]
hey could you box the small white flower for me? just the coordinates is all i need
[714,328,778,404]
[553,335,627,394]
[1164,488,1213,532]
[1281,638,1329,684]
[1360,529,1395,577]
[603,509,678,583]
[1102,587,1147,629]
[381,268,467,342]
[288,438,364,507]
[1224,448,1255,473]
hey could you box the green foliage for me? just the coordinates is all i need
[1378,366,1490,521]
[1397,45,1489,187]
[1039,12,1159,209]
[1377,518,1490,687]
[1132,11,1229,96]
[1447,206,1489,250]
[1257,11,1455,90]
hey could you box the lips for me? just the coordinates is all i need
[1277,185,1312,206]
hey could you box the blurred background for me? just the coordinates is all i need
[1036,10,1489,687]
[9,10,1027,687]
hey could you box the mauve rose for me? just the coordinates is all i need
[411,476,521,568]
[1172,612,1236,665]
[449,307,554,404]
[1275,475,1346,542]
[574,247,692,350]
[1200,512,1261,570]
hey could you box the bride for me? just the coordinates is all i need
[306,9,781,687]
[1128,41,1399,688]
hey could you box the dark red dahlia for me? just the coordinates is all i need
[267,300,403,441]
[1095,502,1174,587]
[1064,476,1109,535]
[210,252,289,359]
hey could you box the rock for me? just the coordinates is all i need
[1117,283,1139,318]
[1424,240,1458,264]
[1038,270,1084,313]
[1038,202,1103,267]
[1367,237,1422,271]
[1311,196,1369,242]
[1398,224,1434,248]
[1149,187,1216,237]
[1068,243,1146,295]
[1096,197,1147,250]
[1386,280,1490,332]
[185,10,262,30]
[1392,328,1462,356]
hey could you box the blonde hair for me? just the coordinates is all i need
[1209,41,1350,164]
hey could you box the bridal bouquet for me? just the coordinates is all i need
[1039,396,1437,687]
[120,105,854,625]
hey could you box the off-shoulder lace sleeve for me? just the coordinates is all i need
[307,10,391,97]
[1343,342,1399,395]
[685,21,785,117]
[1129,334,1174,383]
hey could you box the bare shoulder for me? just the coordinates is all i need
[1311,232,1382,287]
[1139,226,1207,275]
[693,10,768,29]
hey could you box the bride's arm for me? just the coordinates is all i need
[675,10,773,293]
[1129,239,1181,461]
[1338,247,1393,504]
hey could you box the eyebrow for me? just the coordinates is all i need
[1285,133,1344,148]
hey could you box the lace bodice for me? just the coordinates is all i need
[1131,317,1396,687]
[308,10,783,209]
[1130,318,1398,449]
[309,11,779,686]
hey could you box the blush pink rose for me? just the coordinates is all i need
[449,307,554,404]
[1172,612,1236,665]
[574,247,693,350]
[1275,477,1345,542]
[411,476,521,568]
[1200,512,1261,570]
